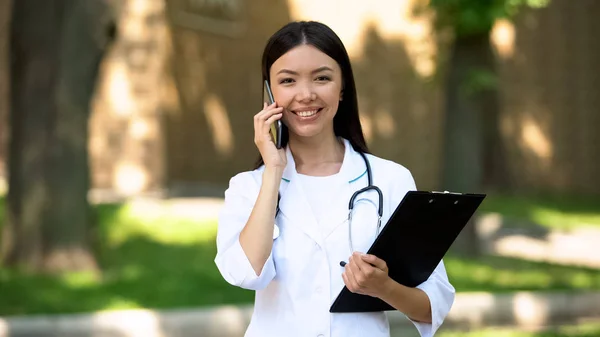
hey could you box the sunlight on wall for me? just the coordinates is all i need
[129,118,158,140]
[520,114,553,161]
[502,101,569,190]
[361,107,400,144]
[130,119,150,139]
[160,71,183,115]
[115,163,148,195]
[287,0,438,78]
[89,135,107,158]
[204,93,234,157]
[359,115,374,143]
[502,109,554,166]
[374,108,396,139]
[129,0,164,17]
[106,63,136,117]
[491,19,516,59]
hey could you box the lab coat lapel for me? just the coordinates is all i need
[277,139,368,244]
[278,146,323,247]
[320,140,368,239]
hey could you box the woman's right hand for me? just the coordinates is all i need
[254,102,287,169]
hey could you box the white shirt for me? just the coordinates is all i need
[215,138,455,337]
[298,173,341,234]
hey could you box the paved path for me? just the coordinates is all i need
[2,292,600,337]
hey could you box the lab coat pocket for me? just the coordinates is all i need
[272,219,314,286]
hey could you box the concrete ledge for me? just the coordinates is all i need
[476,213,600,268]
[423,291,600,329]
[1,292,599,337]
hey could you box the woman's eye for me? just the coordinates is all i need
[316,76,331,82]
[279,78,294,84]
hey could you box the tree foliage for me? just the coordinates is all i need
[429,0,551,37]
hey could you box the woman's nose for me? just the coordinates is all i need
[296,83,316,102]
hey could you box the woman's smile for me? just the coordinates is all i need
[290,106,324,119]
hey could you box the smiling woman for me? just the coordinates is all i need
[214,21,455,337]
[270,46,343,144]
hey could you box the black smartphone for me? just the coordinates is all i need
[265,80,283,149]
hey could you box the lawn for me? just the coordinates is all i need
[479,194,600,230]
[1,196,600,316]
[0,200,254,316]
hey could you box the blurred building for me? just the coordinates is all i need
[0,0,598,198]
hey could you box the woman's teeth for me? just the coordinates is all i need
[296,109,319,117]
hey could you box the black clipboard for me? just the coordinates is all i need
[329,190,486,313]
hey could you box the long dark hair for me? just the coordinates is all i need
[254,21,369,169]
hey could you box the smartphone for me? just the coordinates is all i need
[265,80,283,149]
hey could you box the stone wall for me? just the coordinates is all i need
[89,0,169,196]
[0,0,598,196]
[496,1,600,194]
[165,0,445,194]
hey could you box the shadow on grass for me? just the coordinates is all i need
[479,194,600,230]
[446,253,600,293]
[0,233,254,316]
[0,200,253,316]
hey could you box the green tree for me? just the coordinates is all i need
[428,0,550,255]
[2,0,115,272]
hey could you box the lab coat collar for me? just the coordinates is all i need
[277,138,369,247]
[280,138,367,184]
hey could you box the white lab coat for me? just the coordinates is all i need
[215,138,455,337]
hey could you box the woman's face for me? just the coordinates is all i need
[269,44,343,141]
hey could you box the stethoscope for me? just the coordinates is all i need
[275,151,384,267]
[341,151,383,266]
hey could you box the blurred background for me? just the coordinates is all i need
[0,0,599,336]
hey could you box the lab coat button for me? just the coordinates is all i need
[315,286,322,293]
[317,335,324,337]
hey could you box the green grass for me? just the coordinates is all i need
[479,194,600,230]
[1,196,600,316]
[438,323,600,337]
[0,200,254,316]
[445,255,600,292]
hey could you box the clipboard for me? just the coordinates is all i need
[329,190,486,313]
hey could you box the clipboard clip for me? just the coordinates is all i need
[431,190,463,195]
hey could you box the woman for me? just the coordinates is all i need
[215,21,454,337]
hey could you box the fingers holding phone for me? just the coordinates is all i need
[254,102,286,169]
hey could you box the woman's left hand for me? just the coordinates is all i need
[342,252,391,298]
